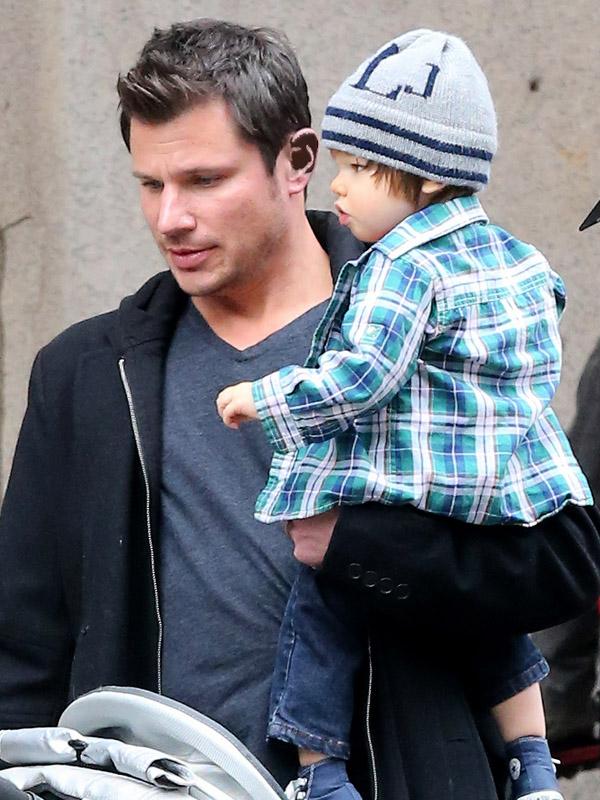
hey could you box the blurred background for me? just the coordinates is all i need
[2,1,600,795]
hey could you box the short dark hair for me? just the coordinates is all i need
[117,19,311,173]
[370,162,474,204]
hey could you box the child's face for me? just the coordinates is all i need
[329,150,419,242]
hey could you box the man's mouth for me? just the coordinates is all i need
[167,246,217,270]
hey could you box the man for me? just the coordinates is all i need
[1,19,599,800]
[532,200,600,767]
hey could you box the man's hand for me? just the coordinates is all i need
[286,509,340,568]
[216,382,258,429]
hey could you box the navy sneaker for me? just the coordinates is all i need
[285,758,362,800]
[505,736,563,800]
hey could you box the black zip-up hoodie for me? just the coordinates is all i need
[1,212,600,800]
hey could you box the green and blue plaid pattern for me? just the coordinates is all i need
[252,196,592,524]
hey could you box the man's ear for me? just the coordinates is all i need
[285,128,319,195]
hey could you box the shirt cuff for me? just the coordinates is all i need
[252,371,306,452]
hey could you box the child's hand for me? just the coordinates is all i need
[216,382,258,429]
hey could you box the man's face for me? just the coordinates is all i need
[329,150,419,243]
[130,100,290,300]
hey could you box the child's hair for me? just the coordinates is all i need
[370,162,474,205]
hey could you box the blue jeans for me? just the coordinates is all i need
[267,565,549,759]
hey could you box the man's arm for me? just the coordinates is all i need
[0,352,73,727]
[313,502,600,636]
[281,334,600,638]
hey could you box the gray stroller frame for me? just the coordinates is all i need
[0,687,287,800]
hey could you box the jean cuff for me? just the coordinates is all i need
[267,720,350,760]
[484,656,550,708]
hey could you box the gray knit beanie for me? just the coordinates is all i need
[321,30,497,191]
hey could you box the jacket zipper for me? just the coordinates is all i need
[118,357,163,694]
[365,637,379,800]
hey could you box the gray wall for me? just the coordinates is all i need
[2,0,599,485]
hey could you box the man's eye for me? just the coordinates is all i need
[193,175,222,187]
[141,180,162,191]
[351,163,367,173]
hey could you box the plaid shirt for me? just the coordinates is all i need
[252,196,592,524]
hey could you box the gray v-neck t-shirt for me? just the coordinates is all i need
[159,299,328,786]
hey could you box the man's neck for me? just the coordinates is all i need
[192,214,332,350]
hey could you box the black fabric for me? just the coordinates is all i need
[1,211,600,799]
[348,623,501,800]
[325,502,600,636]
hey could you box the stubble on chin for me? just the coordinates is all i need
[173,267,227,299]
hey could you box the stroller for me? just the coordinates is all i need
[0,686,288,800]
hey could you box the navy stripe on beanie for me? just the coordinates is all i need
[324,106,493,163]
[322,129,489,185]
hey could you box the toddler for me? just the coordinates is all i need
[217,30,591,800]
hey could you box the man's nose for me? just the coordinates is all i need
[330,173,345,196]
[156,188,196,236]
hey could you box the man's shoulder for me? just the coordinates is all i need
[306,209,366,278]
[37,271,179,375]
[40,309,119,364]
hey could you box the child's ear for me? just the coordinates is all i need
[285,129,319,195]
[421,179,446,196]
